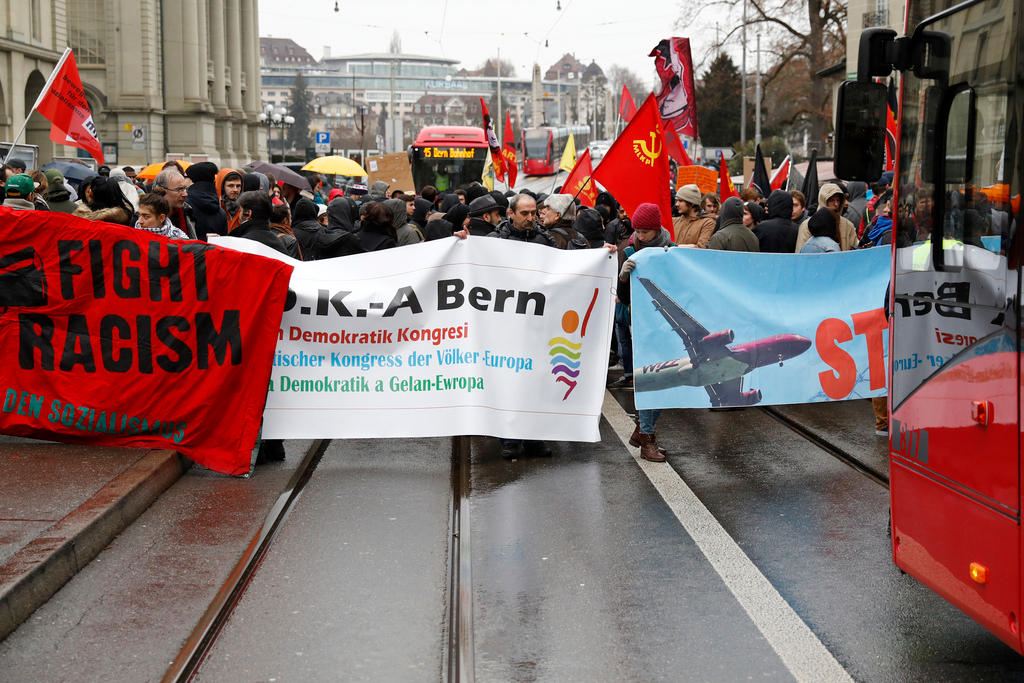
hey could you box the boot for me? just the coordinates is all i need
[629,424,667,456]
[637,432,665,462]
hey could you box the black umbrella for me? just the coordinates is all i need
[248,161,311,191]
[41,161,95,185]
[801,148,819,212]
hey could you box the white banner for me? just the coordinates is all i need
[211,236,617,441]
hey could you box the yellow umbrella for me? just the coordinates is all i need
[301,155,367,176]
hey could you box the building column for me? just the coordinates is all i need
[208,0,230,161]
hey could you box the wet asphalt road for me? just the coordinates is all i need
[3,398,1024,680]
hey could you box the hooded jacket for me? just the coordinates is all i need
[72,204,133,225]
[215,168,244,232]
[384,197,423,246]
[706,197,759,252]
[291,197,365,260]
[368,180,390,202]
[795,182,858,251]
[573,208,606,248]
[752,190,798,253]
[327,197,359,233]
[358,215,398,252]
[185,180,227,240]
[672,211,715,248]
[424,218,455,240]
[844,181,868,232]
[44,183,78,214]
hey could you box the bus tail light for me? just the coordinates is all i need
[970,562,989,584]
[971,400,992,426]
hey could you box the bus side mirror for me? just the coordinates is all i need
[834,80,888,182]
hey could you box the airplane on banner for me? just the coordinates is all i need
[634,278,812,407]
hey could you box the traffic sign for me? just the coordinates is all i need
[315,131,330,145]
[131,125,146,150]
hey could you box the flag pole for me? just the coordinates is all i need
[2,47,73,166]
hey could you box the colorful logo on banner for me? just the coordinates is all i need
[549,287,600,400]
[0,208,292,475]
[630,247,890,409]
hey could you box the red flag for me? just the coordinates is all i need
[664,125,692,166]
[479,97,505,183]
[718,154,738,201]
[562,149,598,207]
[650,37,699,139]
[592,94,673,239]
[501,110,518,189]
[770,155,791,191]
[618,84,637,122]
[0,207,293,475]
[32,48,104,164]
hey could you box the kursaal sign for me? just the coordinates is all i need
[212,235,617,442]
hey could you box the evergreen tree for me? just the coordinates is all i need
[288,72,313,154]
[696,54,743,148]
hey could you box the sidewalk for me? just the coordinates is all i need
[0,435,186,640]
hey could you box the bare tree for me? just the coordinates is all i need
[683,0,846,148]
[389,30,402,54]
[477,58,517,77]
[606,64,649,100]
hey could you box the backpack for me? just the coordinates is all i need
[545,225,587,250]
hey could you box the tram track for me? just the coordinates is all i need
[759,406,890,488]
[162,439,330,683]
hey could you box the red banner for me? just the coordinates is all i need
[33,49,104,164]
[479,98,505,183]
[619,84,637,122]
[592,94,673,239]
[501,110,518,189]
[562,149,598,207]
[650,37,699,139]
[0,208,293,475]
[719,154,738,201]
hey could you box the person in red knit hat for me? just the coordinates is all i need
[615,202,675,461]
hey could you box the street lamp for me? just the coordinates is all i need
[257,104,295,162]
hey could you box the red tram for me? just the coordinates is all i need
[521,125,590,175]
[838,0,1023,652]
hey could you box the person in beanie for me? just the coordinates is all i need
[799,208,842,253]
[43,170,78,213]
[673,184,715,248]
[753,190,799,253]
[616,202,674,461]
[706,197,760,252]
[2,174,37,210]
[466,194,503,236]
[185,161,227,240]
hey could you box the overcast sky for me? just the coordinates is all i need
[258,0,738,90]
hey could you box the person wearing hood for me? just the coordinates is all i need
[216,167,244,232]
[574,207,607,248]
[795,183,858,252]
[615,202,674,461]
[241,172,269,194]
[539,193,587,249]
[844,181,869,234]
[753,190,798,253]
[438,192,462,214]
[466,195,504,236]
[443,202,470,233]
[672,184,715,248]
[799,208,842,253]
[384,197,423,245]
[357,201,398,251]
[412,196,433,228]
[368,180,390,202]
[43,170,78,214]
[73,176,135,225]
[707,197,760,251]
[424,218,456,240]
[327,196,360,234]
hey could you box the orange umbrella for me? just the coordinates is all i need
[136,160,192,181]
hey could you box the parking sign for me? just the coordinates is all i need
[315,131,330,145]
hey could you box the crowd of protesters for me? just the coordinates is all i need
[4,152,963,464]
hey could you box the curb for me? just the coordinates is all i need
[0,449,187,641]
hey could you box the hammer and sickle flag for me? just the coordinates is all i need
[562,148,598,207]
[592,94,673,239]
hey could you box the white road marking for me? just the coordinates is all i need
[603,393,853,683]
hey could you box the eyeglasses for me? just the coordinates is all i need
[168,185,188,193]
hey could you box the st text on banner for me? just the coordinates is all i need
[211,236,617,441]
[0,207,293,475]
[629,246,891,409]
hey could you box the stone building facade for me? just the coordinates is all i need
[0,0,264,168]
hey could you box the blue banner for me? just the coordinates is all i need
[629,247,890,409]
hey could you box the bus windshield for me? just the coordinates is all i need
[410,126,489,192]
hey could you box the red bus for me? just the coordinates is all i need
[838,0,1022,652]
[410,126,489,193]
[521,125,590,175]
